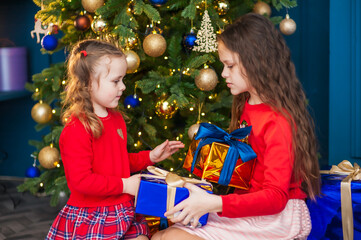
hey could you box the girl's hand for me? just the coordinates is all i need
[164,183,223,228]
[122,174,141,196]
[149,140,185,163]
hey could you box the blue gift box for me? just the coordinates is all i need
[135,174,211,226]
[306,174,361,240]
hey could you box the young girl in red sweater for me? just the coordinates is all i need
[152,13,320,240]
[46,39,184,240]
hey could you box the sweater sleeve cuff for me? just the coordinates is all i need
[143,150,154,166]
[217,195,230,217]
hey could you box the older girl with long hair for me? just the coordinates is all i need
[152,13,320,240]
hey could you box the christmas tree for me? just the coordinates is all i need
[18,0,297,206]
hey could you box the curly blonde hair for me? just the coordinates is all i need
[219,13,320,200]
[62,39,124,138]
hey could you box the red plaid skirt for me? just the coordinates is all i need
[46,200,150,240]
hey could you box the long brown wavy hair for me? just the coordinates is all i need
[219,13,320,200]
[62,39,125,138]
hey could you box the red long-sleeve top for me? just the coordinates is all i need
[59,110,153,207]
[219,101,307,218]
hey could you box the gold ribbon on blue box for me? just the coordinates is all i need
[317,160,361,240]
[135,166,213,226]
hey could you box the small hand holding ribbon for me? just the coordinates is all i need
[139,166,213,227]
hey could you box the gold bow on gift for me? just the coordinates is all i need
[137,166,212,218]
[320,160,361,240]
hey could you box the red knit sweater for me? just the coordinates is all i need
[59,110,152,207]
[220,101,307,218]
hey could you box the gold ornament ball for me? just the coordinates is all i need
[124,49,140,74]
[195,68,218,91]
[81,0,104,13]
[280,14,297,35]
[31,102,52,124]
[155,98,178,119]
[253,1,271,17]
[215,0,230,15]
[91,17,108,34]
[38,146,60,169]
[143,33,167,57]
[188,123,200,140]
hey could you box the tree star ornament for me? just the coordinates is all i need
[193,10,218,53]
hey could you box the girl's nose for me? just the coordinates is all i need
[221,68,228,79]
[120,81,126,91]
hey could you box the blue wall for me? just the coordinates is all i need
[0,0,65,177]
[329,0,361,165]
[280,0,330,168]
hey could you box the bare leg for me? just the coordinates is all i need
[128,234,149,240]
[151,227,205,240]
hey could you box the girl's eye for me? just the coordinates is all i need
[113,80,119,84]
[227,65,233,69]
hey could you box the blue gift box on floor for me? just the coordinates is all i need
[306,174,361,240]
[135,167,212,227]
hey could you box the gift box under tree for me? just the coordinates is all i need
[307,160,361,240]
[183,123,257,189]
[135,166,213,227]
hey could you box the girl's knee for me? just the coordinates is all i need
[153,228,194,240]
[151,230,164,240]
[128,234,149,240]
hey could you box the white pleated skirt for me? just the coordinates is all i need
[171,199,311,240]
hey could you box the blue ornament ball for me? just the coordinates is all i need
[25,166,41,178]
[183,32,197,49]
[41,35,58,51]
[124,95,140,108]
[149,0,167,7]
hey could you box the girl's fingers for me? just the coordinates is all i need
[160,139,169,149]
[181,213,193,226]
[184,182,201,193]
[165,201,185,217]
[191,216,200,228]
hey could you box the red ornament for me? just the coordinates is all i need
[51,25,59,34]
